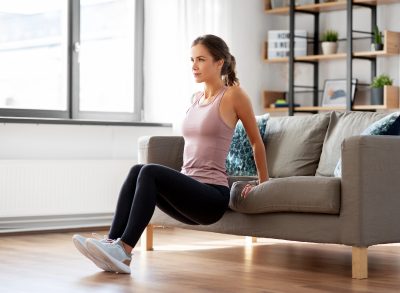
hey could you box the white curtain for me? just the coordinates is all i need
[144,0,231,133]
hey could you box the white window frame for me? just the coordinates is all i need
[0,0,144,122]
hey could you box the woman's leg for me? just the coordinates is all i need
[108,163,199,239]
[156,195,198,225]
[83,163,229,273]
[120,164,230,250]
[73,164,145,273]
[108,164,145,240]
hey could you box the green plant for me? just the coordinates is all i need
[275,99,287,104]
[321,30,338,42]
[373,25,383,45]
[371,74,393,88]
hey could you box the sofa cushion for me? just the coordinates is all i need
[361,111,400,136]
[229,176,341,214]
[226,114,269,176]
[316,111,388,177]
[264,113,330,178]
[333,111,400,177]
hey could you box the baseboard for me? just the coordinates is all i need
[0,213,114,234]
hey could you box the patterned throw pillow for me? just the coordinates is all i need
[226,114,269,176]
[334,111,400,177]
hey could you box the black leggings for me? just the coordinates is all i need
[108,164,230,248]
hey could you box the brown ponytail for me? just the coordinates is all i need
[192,34,240,86]
[222,54,239,86]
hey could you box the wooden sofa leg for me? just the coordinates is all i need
[141,224,154,251]
[352,247,368,279]
[245,236,257,244]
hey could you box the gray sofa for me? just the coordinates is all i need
[138,111,400,279]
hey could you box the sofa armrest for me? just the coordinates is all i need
[138,136,184,171]
[340,135,400,246]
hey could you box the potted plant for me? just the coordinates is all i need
[371,74,393,105]
[372,25,384,51]
[321,30,338,55]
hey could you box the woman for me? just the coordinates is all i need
[73,34,269,274]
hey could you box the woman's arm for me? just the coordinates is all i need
[231,87,269,188]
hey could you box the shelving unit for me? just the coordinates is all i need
[263,30,400,63]
[263,0,400,115]
[262,88,398,112]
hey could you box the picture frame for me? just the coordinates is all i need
[321,79,357,107]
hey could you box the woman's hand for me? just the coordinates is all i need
[241,181,258,198]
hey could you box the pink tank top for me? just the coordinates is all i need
[181,87,234,187]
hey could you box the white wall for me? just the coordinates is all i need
[0,122,172,225]
[227,0,270,115]
[0,123,172,161]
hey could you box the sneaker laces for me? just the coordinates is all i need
[91,234,131,257]
[91,233,114,243]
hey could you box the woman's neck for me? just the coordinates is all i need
[203,80,225,100]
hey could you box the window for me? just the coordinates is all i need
[0,1,68,112]
[0,0,143,121]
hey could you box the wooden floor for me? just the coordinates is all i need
[1,227,400,293]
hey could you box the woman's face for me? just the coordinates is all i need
[191,44,223,83]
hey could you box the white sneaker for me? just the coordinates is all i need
[86,238,132,274]
[72,234,113,272]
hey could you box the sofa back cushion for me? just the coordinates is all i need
[264,113,330,178]
[316,111,388,177]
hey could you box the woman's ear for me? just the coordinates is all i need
[217,59,224,70]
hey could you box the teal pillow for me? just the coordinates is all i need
[334,111,400,177]
[226,114,269,176]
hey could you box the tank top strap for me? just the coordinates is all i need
[186,91,204,113]
[215,86,228,101]
[213,86,228,107]
[195,91,204,101]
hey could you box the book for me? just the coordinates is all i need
[273,103,301,108]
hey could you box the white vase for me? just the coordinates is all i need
[321,42,338,55]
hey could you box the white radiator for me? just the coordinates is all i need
[0,159,135,232]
